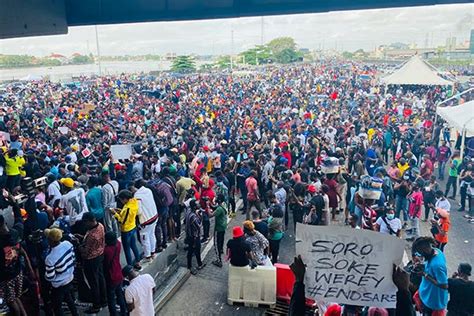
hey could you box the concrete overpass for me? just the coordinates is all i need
[1,0,471,39]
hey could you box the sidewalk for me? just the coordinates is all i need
[159,200,263,315]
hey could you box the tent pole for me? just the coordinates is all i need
[457,129,466,190]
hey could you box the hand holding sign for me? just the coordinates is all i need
[296,224,404,309]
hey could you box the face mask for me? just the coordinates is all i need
[386,213,395,220]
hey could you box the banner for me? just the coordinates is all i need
[58,127,69,135]
[296,224,404,308]
[110,144,132,160]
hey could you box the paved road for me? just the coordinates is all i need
[161,184,473,315]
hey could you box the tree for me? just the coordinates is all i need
[171,55,196,73]
[342,51,354,59]
[215,55,231,69]
[71,54,93,64]
[239,45,271,65]
[267,37,300,64]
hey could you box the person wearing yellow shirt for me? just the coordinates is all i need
[5,149,25,192]
[397,157,410,175]
[112,190,141,269]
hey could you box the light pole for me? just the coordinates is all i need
[95,25,102,76]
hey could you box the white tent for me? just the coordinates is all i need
[437,100,474,162]
[382,55,453,86]
[437,101,474,135]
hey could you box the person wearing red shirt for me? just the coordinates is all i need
[245,171,262,220]
[103,232,127,316]
[281,146,292,169]
[420,154,434,180]
[407,184,423,241]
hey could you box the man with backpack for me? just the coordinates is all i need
[153,178,174,253]
[102,172,120,237]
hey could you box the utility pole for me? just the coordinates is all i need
[230,29,234,72]
[260,16,264,46]
[95,25,102,76]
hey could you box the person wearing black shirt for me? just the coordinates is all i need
[226,227,251,267]
[447,263,474,316]
[251,210,268,237]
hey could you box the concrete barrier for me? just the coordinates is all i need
[227,264,276,308]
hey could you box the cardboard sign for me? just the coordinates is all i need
[81,148,92,158]
[58,127,69,135]
[0,132,10,142]
[296,224,404,309]
[110,144,132,160]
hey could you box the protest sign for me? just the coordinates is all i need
[255,128,261,140]
[81,148,92,158]
[296,224,404,308]
[110,144,132,160]
[0,132,10,142]
[58,126,69,135]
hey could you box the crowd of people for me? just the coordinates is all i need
[0,61,472,316]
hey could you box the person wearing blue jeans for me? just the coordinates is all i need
[395,195,409,225]
[121,228,141,266]
[438,160,447,180]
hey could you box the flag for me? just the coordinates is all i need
[44,117,54,128]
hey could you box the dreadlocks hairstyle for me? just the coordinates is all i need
[412,236,436,252]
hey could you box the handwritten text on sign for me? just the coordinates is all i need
[296,224,404,308]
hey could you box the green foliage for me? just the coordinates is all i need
[0,55,35,68]
[199,63,213,71]
[171,55,196,73]
[71,55,93,64]
[342,51,354,59]
[238,37,303,65]
[239,45,272,65]
[215,55,231,69]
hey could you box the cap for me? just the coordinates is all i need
[232,226,244,238]
[459,263,471,276]
[59,177,75,188]
[44,228,63,242]
[325,303,342,316]
[308,185,317,193]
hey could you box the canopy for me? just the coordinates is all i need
[382,55,452,86]
[437,100,474,135]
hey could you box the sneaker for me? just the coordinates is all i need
[133,263,142,271]
[197,263,206,270]
[201,238,209,243]
[190,267,198,275]
[212,260,223,268]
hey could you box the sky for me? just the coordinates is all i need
[0,3,472,56]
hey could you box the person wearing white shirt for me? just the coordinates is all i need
[47,175,62,207]
[123,266,155,316]
[374,209,402,237]
[133,180,158,259]
[434,191,451,213]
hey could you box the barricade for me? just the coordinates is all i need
[227,264,276,308]
[274,263,316,307]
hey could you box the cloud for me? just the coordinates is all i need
[0,3,472,55]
